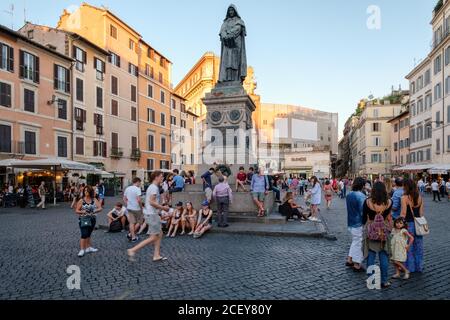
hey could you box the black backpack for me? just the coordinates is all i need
[109,220,123,233]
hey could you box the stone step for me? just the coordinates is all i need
[215,213,286,225]
[172,191,275,214]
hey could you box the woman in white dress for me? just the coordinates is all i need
[309,176,322,222]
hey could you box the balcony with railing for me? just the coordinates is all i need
[110,147,123,159]
[130,148,141,161]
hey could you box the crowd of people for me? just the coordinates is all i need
[0,182,47,209]
[346,176,428,289]
[3,166,441,285]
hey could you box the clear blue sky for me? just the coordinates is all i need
[0,0,434,134]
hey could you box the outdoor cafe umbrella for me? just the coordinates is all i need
[8,158,98,205]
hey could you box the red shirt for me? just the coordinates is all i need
[237,172,247,182]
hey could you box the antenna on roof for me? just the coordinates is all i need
[2,4,14,29]
[23,0,27,24]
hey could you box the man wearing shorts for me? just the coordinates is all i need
[123,177,143,243]
[128,171,170,263]
[251,168,270,217]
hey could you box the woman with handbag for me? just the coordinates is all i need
[400,179,426,273]
[75,185,103,257]
[362,182,393,288]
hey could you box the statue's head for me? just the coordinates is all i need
[228,6,236,18]
[225,4,240,20]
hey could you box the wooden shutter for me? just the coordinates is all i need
[117,55,121,68]
[131,136,137,150]
[65,68,70,93]
[19,50,24,78]
[8,46,13,72]
[102,60,106,73]
[102,142,107,157]
[93,141,98,156]
[53,65,58,89]
[72,45,77,59]
[131,85,136,102]
[0,83,11,108]
[111,76,117,95]
[0,45,3,69]
[97,87,103,108]
[111,99,118,116]
[82,109,87,123]
[107,54,112,63]
[76,78,83,101]
[112,132,118,149]
[82,50,87,64]
[34,56,39,83]
[0,124,11,152]
[131,107,136,121]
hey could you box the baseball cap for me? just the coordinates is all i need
[201,200,209,207]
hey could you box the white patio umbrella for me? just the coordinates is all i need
[9,158,98,205]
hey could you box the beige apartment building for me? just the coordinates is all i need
[18,23,110,173]
[406,58,433,166]
[57,3,140,186]
[388,107,410,169]
[0,25,73,184]
[170,93,198,173]
[429,1,450,165]
[138,39,172,180]
[354,93,406,178]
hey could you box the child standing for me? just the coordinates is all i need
[390,217,414,280]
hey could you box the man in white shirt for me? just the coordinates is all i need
[128,170,170,263]
[123,177,143,242]
[417,179,425,193]
[431,180,441,202]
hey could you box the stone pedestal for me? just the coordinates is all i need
[201,82,257,169]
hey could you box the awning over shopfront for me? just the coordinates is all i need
[427,164,450,175]
[10,158,97,171]
[0,159,22,167]
[392,164,433,173]
[4,158,98,205]
[393,163,450,174]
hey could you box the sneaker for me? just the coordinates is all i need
[85,247,98,253]
[77,250,85,257]
[126,233,132,240]
[131,237,139,243]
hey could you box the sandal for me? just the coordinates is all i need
[345,262,354,267]
[381,282,392,289]
[391,274,401,279]
[153,257,168,262]
[403,272,410,280]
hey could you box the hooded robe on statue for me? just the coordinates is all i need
[218,4,247,83]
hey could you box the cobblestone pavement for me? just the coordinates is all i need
[0,194,449,300]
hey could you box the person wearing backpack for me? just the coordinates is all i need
[106,202,127,233]
[362,181,393,289]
